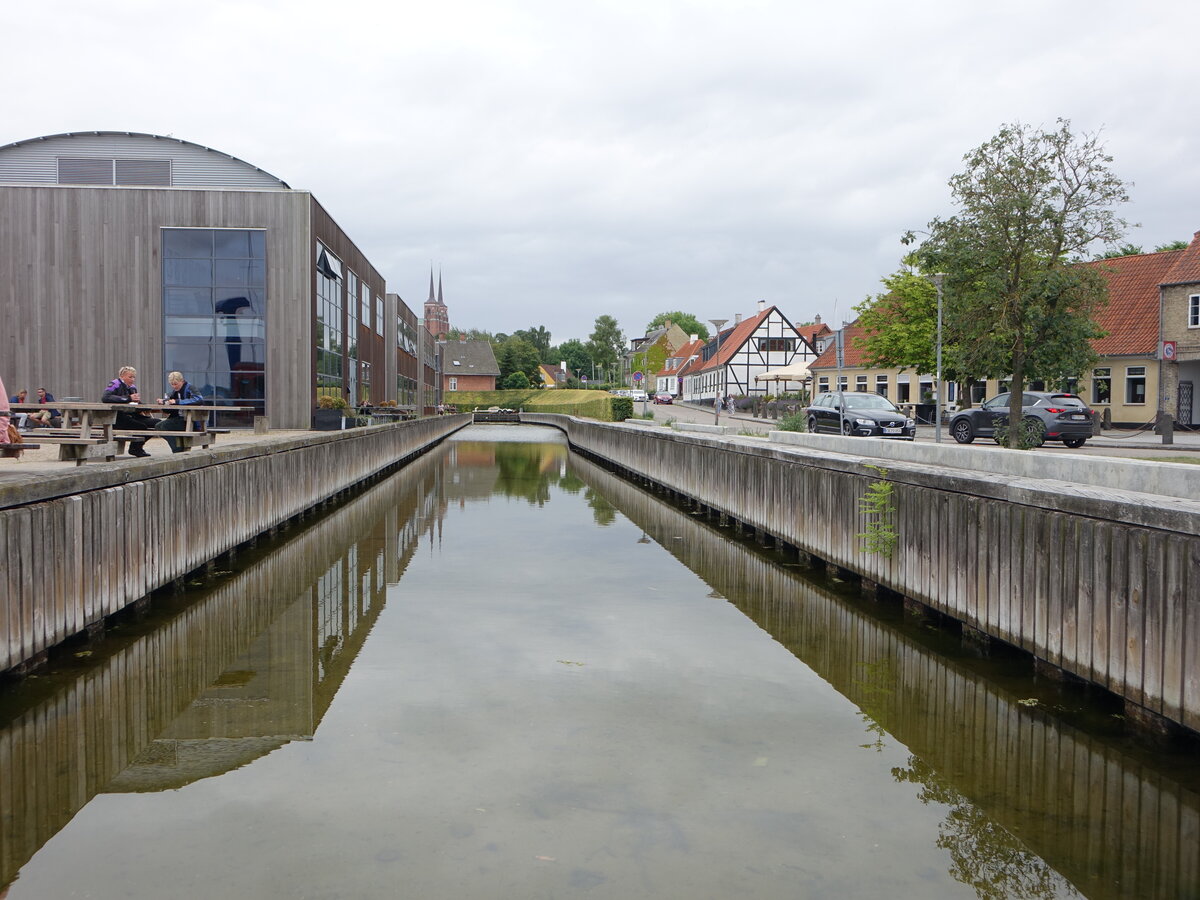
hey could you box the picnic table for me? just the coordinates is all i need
[11,402,248,465]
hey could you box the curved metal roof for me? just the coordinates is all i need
[0,130,291,188]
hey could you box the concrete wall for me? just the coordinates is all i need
[0,417,468,674]
[527,414,1200,734]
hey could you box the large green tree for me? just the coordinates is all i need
[513,325,552,359]
[853,264,943,375]
[645,311,708,341]
[912,119,1129,447]
[549,338,593,380]
[587,315,625,383]
[496,337,543,384]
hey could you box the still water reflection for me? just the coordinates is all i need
[1,425,1197,899]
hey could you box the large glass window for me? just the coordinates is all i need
[162,228,266,427]
[875,374,888,397]
[1125,366,1146,404]
[316,243,344,403]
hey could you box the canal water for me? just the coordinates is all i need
[1,425,1197,899]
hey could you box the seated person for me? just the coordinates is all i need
[154,371,205,453]
[29,387,62,428]
[8,388,29,430]
[101,366,157,458]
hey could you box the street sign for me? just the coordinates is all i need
[1163,340,1177,361]
[633,371,643,382]
[581,375,588,383]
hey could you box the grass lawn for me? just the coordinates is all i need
[1135,455,1200,465]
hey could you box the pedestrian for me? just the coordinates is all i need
[101,365,158,457]
[153,371,205,452]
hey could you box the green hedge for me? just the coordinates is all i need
[447,389,626,422]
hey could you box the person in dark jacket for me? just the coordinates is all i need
[101,365,157,457]
[30,387,61,427]
[153,371,205,452]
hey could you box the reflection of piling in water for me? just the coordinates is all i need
[570,452,1200,900]
[0,451,444,889]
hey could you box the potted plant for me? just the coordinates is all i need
[314,394,349,430]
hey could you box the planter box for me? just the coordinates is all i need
[312,409,345,431]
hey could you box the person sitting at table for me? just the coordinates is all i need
[7,388,30,430]
[153,371,205,453]
[29,387,62,428]
[101,365,157,458]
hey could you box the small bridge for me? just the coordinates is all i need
[473,409,521,424]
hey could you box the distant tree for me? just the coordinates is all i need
[514,325,552,358]
[912,119,1129,447]
[1154,239,1189,252]
[447,327,495,342]
[551,338,593,378]
[645,311,708,341]
[497,337,542,384]
[502,371,530,390]
[1094,243,1144,259]
[587,315,625,383]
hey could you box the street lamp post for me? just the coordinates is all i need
[928,274,947,443]
[708,318,728,424]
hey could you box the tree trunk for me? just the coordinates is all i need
[1008,343,1027,449]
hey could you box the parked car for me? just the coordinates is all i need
[805,392,916,439]
[949,392,1094,448]
[630,389,648,402]
[653,392,674,404]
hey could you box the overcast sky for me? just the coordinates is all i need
[7,0,1199,345]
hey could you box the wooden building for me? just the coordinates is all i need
[0,131,437,428]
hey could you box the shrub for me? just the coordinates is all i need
[317,395,348,410]
[502,372,531,389]
[777,412,807,432]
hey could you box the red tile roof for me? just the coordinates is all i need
[1161,230,1200,285]
[655,338,707,377]
[690,307,774,375]
[1082,250,1180,356]
[795,322,832,347]
[809,323,869,370]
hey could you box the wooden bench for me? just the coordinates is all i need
[24,434,117,465]
[1,441,42,456]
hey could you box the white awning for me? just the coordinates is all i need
[754,361,812,383]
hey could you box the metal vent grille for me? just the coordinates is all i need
[58,158,115,184]
[115,158,171,185]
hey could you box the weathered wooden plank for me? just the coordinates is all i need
[1126,531,1146,707]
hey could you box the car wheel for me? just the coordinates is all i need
[806,416,818,433]
[951,418,975,444]
[1062,436,1087,449]
[841,419,853,436]
[1023,417,1046,448]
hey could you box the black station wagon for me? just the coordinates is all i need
[805,391,916,439]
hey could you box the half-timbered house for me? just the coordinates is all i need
[680,302,815,404]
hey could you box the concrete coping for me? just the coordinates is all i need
[768,430,1197,500]
[675,423,732,435]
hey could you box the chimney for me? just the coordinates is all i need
[814,314,822,324]
[459,335,466,343]
[690,334,698,343]
[735,313,742,324]
[758,299,766,312]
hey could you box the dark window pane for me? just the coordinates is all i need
[164,288,212,315]
[164,343,223,372]
[215,288,265,317]
[214,259,265,287]
[213,229,261,259]
[163,230,214,258]
[164,259,213,287]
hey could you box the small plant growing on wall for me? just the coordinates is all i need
[857,464,897,559]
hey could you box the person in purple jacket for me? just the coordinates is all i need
[101,365,157,457]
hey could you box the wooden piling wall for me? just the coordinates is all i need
[527,415,1200,735]
[0,417,467,675]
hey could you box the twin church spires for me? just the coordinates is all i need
[423,268,450,337]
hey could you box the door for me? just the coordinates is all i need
[1179,381,1194,428]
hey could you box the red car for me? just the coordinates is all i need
[653,392,674,404]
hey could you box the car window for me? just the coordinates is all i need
[844,393,896,410]
[1021,394,1041,406]
[983,394,1009,409]
[1047,394,1087,408]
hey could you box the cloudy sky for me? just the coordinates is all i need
[7,0,1199,345]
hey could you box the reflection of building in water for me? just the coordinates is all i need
[0,452,447,885]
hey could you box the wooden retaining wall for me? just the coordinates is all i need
[526,414,1200,735]
[0,417,467,675]
[576,450,1200,900]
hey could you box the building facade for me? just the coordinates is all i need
[0,131,437,428]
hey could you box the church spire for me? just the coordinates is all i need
[438,270,445,305]
[428,268,436,303]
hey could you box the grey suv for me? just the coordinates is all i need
[949,392,1094,448]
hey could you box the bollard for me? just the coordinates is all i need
[1155,411,1174,445]
[253,415,270,434]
